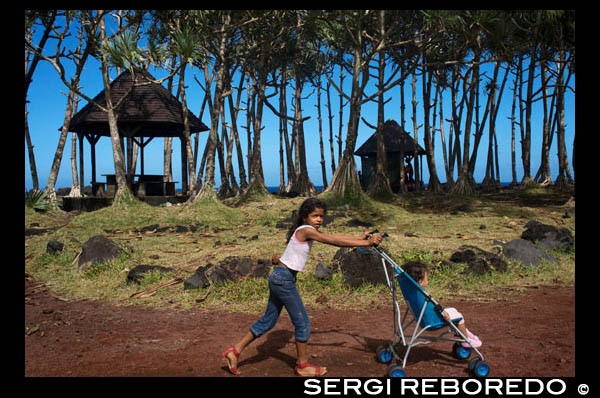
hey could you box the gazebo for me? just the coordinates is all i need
[65,69,209,197]
[354,119,426,192]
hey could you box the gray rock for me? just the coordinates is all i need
[184,264,214,290]
[502,239,558,267]
[46,240,64,254]
[449,245,508,275]
[335,247,392,288]
[183,257,271,290]
[521,220,574,252]
[78,235,122,269]
[315,261,333,281]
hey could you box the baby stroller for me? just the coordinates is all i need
[367,232,490,377]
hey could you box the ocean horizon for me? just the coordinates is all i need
[31,182,517,195]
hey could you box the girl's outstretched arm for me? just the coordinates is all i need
[297,228,382,247]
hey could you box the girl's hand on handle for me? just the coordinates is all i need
[364,229,384,246]
[368,233,383,246]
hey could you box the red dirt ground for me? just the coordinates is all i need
[25,278,574,378]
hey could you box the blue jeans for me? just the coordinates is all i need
[249,266,311,342]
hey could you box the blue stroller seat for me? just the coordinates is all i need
[395,270,462,331]
[368,242,490,377]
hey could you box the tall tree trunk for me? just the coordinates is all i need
[437,85,452,188]
[326,80,336,176]
[278,66,296,195]
[217,97,239,199]
[337,57,344,166]
[411,70,421,191]
[324,46,364,199]
[278,109,285,194]
[535,61,553,185]
[25,103,39,191]
[520,50,536,187]
[43,87,78,207]
[24,13,56,192]
[554,49,570,189]
[68,130,81,197]
[193,61,223,200]
[451,56,478,195]
[316,73,328,191]
[99,12,134,205]
[468,61,499,181]
[367,9,393,198]
[164,64,178,182]
[288,74,317,197]
[510,59,520,187]
[242,57,270,198]
[178,61,196,194]
[228,70,248,190]
[421,64,442,193]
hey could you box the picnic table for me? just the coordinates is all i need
[101,174,177,197]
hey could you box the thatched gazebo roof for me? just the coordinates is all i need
[67,69,209,136]
[354,119,426,157]
[64,69,209,195]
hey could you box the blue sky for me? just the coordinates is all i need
[25,25,575,192]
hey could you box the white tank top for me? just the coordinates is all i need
[279,225,316,272]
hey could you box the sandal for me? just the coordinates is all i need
[222,346,241,375]
[295,361,327,377]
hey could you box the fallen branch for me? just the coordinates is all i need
[130,276,184,299]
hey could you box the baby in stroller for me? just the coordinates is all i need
[402,260,482,348]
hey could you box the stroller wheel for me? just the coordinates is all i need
[376,345,393,363]
[471,359,490,377]
[452,342,471,359]
[387,364,405,377]
[469,357,481,371]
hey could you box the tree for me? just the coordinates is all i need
[42,12,97,207]
[366,10,394,198]
[237,10,294,199]
[321,10,412,199]
[287,10,319,197]
[25,10,58,192]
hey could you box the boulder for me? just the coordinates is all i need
[314,261,333,281]
[78,235,122,269]
[335,247,392,288]
[127,265,175,284]
[501,239,558,267]
[449,245,508,275]
[521,220,574,252]
[184,264,214,290]
[46,240,64,254]
[184,257,271,290]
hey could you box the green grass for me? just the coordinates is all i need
[25,186,575,313]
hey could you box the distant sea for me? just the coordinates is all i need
[178,183,514,194]
[41,182,514,195]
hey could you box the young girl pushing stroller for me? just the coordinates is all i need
[222,198,383,376]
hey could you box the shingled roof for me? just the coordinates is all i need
[354,120,426,157]
[67,69,209,137]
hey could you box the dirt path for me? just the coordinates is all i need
[25,278,574,378]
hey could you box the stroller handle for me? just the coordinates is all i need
[367,229,389,239]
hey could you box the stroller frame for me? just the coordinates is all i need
[370,244,488,377]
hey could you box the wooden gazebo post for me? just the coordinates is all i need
[85,133,101,185]
[181,133,188,195]
[78,132,84,195]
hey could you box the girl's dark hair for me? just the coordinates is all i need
[402,260,429,283]
[286,198,328,242]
